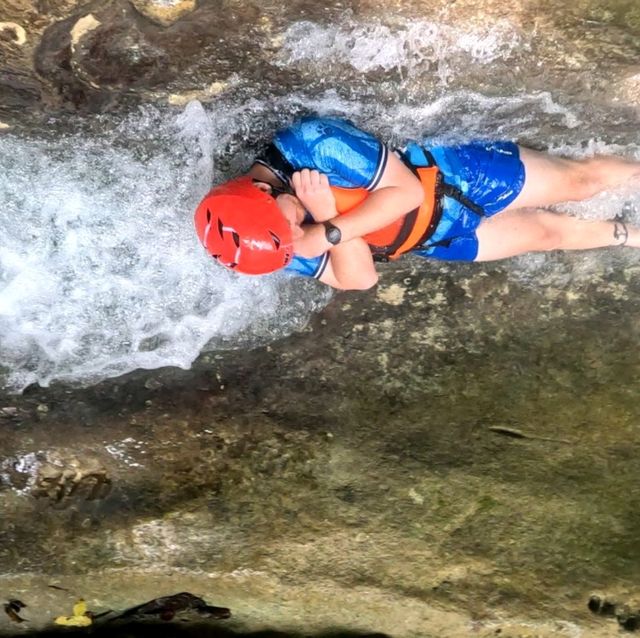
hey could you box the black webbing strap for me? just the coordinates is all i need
[378,149,444,258]
[369,207,420,261]
[440,183,486,216]
[421,146,486,217]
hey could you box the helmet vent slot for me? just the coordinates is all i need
[195,175,293,274]
[269,231,281,249]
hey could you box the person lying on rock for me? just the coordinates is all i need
[194,116,640,290]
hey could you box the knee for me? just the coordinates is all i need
[567,158,609,201]
[535,215,566,251]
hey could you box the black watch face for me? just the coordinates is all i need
[325,224,342,245]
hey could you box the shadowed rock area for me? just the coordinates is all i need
[2,258,640,636]
[2,0,640,120]
[2,0,640,636]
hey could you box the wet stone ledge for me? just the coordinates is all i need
[1,0,640,119]
[1,260,640,636]
[2,0,640,634]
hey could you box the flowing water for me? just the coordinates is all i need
[1,0,640,391]
[2,1,640,634]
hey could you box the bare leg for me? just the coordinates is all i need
[475,208,640,261]
[474,146,640,261]
[505,148,640,211]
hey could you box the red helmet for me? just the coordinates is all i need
[194,176,293,275]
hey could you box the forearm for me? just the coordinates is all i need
[291,155,424,258]
[331,185,422,242]
[321,238,378,290]
[330,150,425,241]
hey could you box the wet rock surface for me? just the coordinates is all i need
[2,0,640,119]
[129,0,197,27]
[2,0,640,636]
[2,259,640,636]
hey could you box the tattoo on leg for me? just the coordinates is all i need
[613,216,629,246]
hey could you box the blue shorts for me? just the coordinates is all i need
[404,141,526,261]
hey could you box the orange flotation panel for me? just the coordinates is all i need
[330,166,441,259]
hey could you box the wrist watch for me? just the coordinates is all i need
[322,221,342,246]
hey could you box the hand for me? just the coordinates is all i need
[291,169,337,222]
[293,223,330,259]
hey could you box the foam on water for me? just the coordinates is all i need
[276,16,523,83]
[0,81,640,390]
[0,101,331,392]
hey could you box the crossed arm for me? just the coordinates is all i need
[292,152,424,290]
[289,169,374,289]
